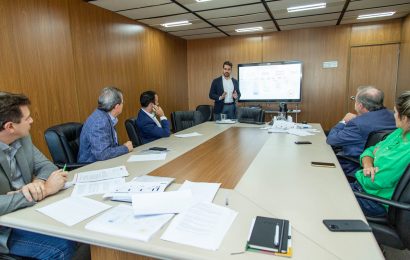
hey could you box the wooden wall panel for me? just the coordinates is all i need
[0,0,79,155]
[350,19,402,46]
[0,0,187,156]
[187,36,262,109]
[397,15,410,96]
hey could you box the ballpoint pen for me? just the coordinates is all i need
[63,164,67,172]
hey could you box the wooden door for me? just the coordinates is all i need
[348,44,399,111]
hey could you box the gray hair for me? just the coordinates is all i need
[396,91,410,136]
[98,86,123,112]
[356,86,384,111]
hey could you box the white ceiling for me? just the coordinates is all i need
[88,0,410,40]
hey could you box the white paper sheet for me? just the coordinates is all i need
[179,181,221,203]
[215,120,236,124]
[71,178,125,197]
[131,175,175,184]
[85,204,174,242]
[36,197,111,226]
[132,189,193,215]
[127,153,167,162]
[161,202,238,251]
[75,166,128,183]
[174,132,202,138]
[287,128,315,136]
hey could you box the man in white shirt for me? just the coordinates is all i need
[209,61,241,120]
[135,91,171,144]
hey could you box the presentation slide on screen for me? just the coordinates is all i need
[239,63,302,101]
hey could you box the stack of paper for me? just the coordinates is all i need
[174,132,202,138]
[71,166,128,197]
[103,175,175,202]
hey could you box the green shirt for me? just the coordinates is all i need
[356,128,410,201]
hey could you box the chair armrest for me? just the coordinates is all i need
[336,154,360,165]
[354,191,410,210]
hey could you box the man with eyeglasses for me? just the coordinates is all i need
[327,86,396,177]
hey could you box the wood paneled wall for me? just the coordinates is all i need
[0,0,187,156]
[397,15,410,96]
[187,19,404,130]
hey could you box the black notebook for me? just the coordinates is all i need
[248,216,289,253]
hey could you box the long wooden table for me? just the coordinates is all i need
[0,122,384,260]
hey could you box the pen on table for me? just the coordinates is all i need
[62,164,67,172]
[225,197,229,206]
[274,224,279,246]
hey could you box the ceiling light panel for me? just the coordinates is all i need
[268,0,345,19]
[209,12,270,26]
[287,3,326,13]
[219,21,276,33]
[341,4,409,23]
[139,13,196,26]
[117,3,186,20]
[197,3,265,19]
[90,0,170,12]
[357,12,396,19]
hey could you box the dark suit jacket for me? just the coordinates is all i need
[135,109,170,144]
[209,76,241,114]
[0,136,57,253]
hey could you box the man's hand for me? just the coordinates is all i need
[43,170,68,197]
[154,105,165,117]
[124,141,133,152]
[17,181,46,202]
[232,90,238,99]
[219,92,227,100]
[343,113,357,123]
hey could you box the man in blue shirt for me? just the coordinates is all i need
[135,91,170,144]
[327,86,396,176]
[78,87,133,163]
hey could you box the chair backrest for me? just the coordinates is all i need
[196,105,213,122]
[365,129,395,148]
[125,117,142,147]
[171,111,203,132]
[237,107,264,122]
[44,122,82,165]
[388,164,410,248]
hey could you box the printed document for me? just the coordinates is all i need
[161,202,237,250]
[174,132,202,138]
[71,178,125,197]
[85,204,174,242]
[179,181,220,203]
[75,166,128,183]
[36,197,111,226]
[127,153,167,162]
[132,189,193,215]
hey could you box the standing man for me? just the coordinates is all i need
[0,92,75,258]
[78,87,133,163]
[209,61,241,120]
[327,86,396,176]
[135,90,170,144]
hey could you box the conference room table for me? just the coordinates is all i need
[0,122,384,260]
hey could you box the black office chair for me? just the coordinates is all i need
[44,122,88,171]
[337,129,396,165]
[171,111,203,133]
[354,164,410,249]
[125,117,143,148]
[237,107,264,123]
[196,105,213,122]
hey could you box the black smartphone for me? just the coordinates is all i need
[323,220,371,232]
[311,161,336,168]
[295,141,312,144]
[149,147,167,151]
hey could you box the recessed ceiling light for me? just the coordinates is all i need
[357,12,396,20]
[161,21,192,28]
[235,27,263,33]
[196,0,213,2]
[287,3,326,13]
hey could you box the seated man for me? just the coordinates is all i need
[0,92,75,258]
[351,91,410,217]
[78,86,133,163]
[327,86,396,176]
[135,91,170,144]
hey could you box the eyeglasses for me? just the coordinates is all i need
[350,96,356,101]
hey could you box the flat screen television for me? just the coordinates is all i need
[238,61,302,102]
